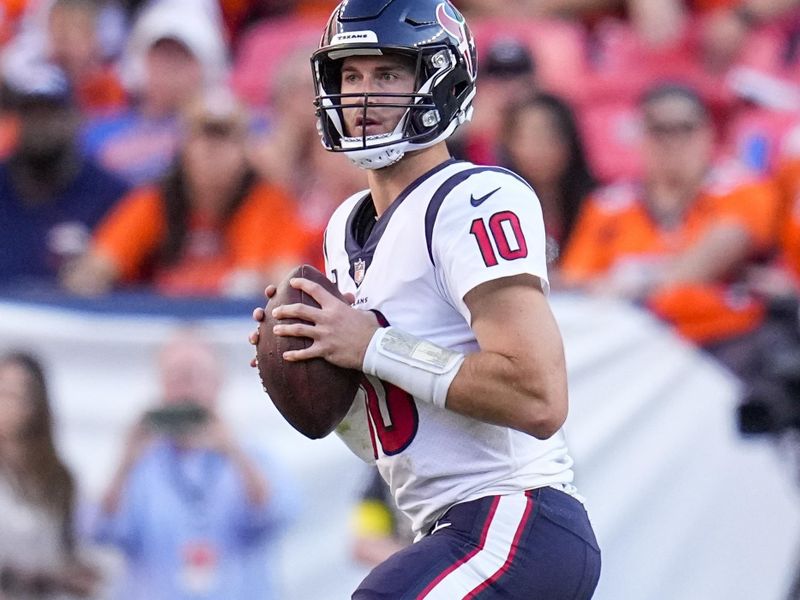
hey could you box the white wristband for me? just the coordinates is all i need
[362,327,466,409]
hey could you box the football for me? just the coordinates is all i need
[256,264,361,439]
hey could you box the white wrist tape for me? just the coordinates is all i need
[362,327,465,409]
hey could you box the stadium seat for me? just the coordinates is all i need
[724,106,799,174]
[469,18,590,99]
[577,100,644,183]
[231,15,325,108]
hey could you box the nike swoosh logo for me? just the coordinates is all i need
[470,187,501,207]
[431,522,452,534]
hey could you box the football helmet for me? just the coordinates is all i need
[311,0,478,169]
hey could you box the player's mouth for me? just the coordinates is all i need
[353,115,384,136]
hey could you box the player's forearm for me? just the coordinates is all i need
[446,350,567,440]
[361,326,565,439]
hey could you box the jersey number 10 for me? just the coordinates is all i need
[470,211,528,267]
[359,375,419,458]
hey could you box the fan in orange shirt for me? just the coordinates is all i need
[62,87,310,298]
[560,83,779,352]
[775,137,800,283]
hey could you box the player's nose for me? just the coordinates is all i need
[355,74,384,96]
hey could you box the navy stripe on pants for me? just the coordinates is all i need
[352,487,601,600]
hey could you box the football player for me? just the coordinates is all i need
[250,1,600,597]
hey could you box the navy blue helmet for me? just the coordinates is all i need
[311,0,478,169]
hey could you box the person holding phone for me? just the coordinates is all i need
[94,327,296,600]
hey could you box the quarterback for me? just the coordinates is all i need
[251,0,600,597]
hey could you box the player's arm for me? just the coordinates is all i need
[446,273,567,439]
[262,274,565,439]
[259,177,567,439]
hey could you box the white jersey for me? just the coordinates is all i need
[324,159,575,536]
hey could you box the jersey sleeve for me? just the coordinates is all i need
[430,171,549,321]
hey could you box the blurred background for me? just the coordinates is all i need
[1,0,800,599]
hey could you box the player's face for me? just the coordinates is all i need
[339,54,417,138]
[642,95,714,183]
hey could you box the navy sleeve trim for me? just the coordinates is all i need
[424,167,532,266]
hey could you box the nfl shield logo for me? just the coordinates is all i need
[353,258,366,285]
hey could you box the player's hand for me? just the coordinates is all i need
[248,285,278,368]
[271,277,376,370]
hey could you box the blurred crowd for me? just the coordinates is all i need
[0,328,297,600]
[1,0,800,328]
[4,0,800,597]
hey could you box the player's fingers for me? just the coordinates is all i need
[342,292,356,305]
[248,329,260,345]
[249,356,258,369]
[252,307,266,322]
[282,346,323,362]
[289,277,338,307]
[264,285,277,300]
[272,302,321,322]
[273,323,318,339]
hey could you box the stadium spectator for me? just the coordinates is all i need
[449,36,537,165]
[0,65,128,289]
[93,327,296,600]
[0,351,99,599]
[47,0,126,115]
[559,83,780,365]
[247,46,319,193]
[499,92,597,265]
[350,468,413,569]
[0,0,127,116]
[63,87,309,298]
[693,0,800,72]
[81,1,227,185]
[248,46,367,269]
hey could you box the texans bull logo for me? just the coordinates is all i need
[436,2,474,78]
